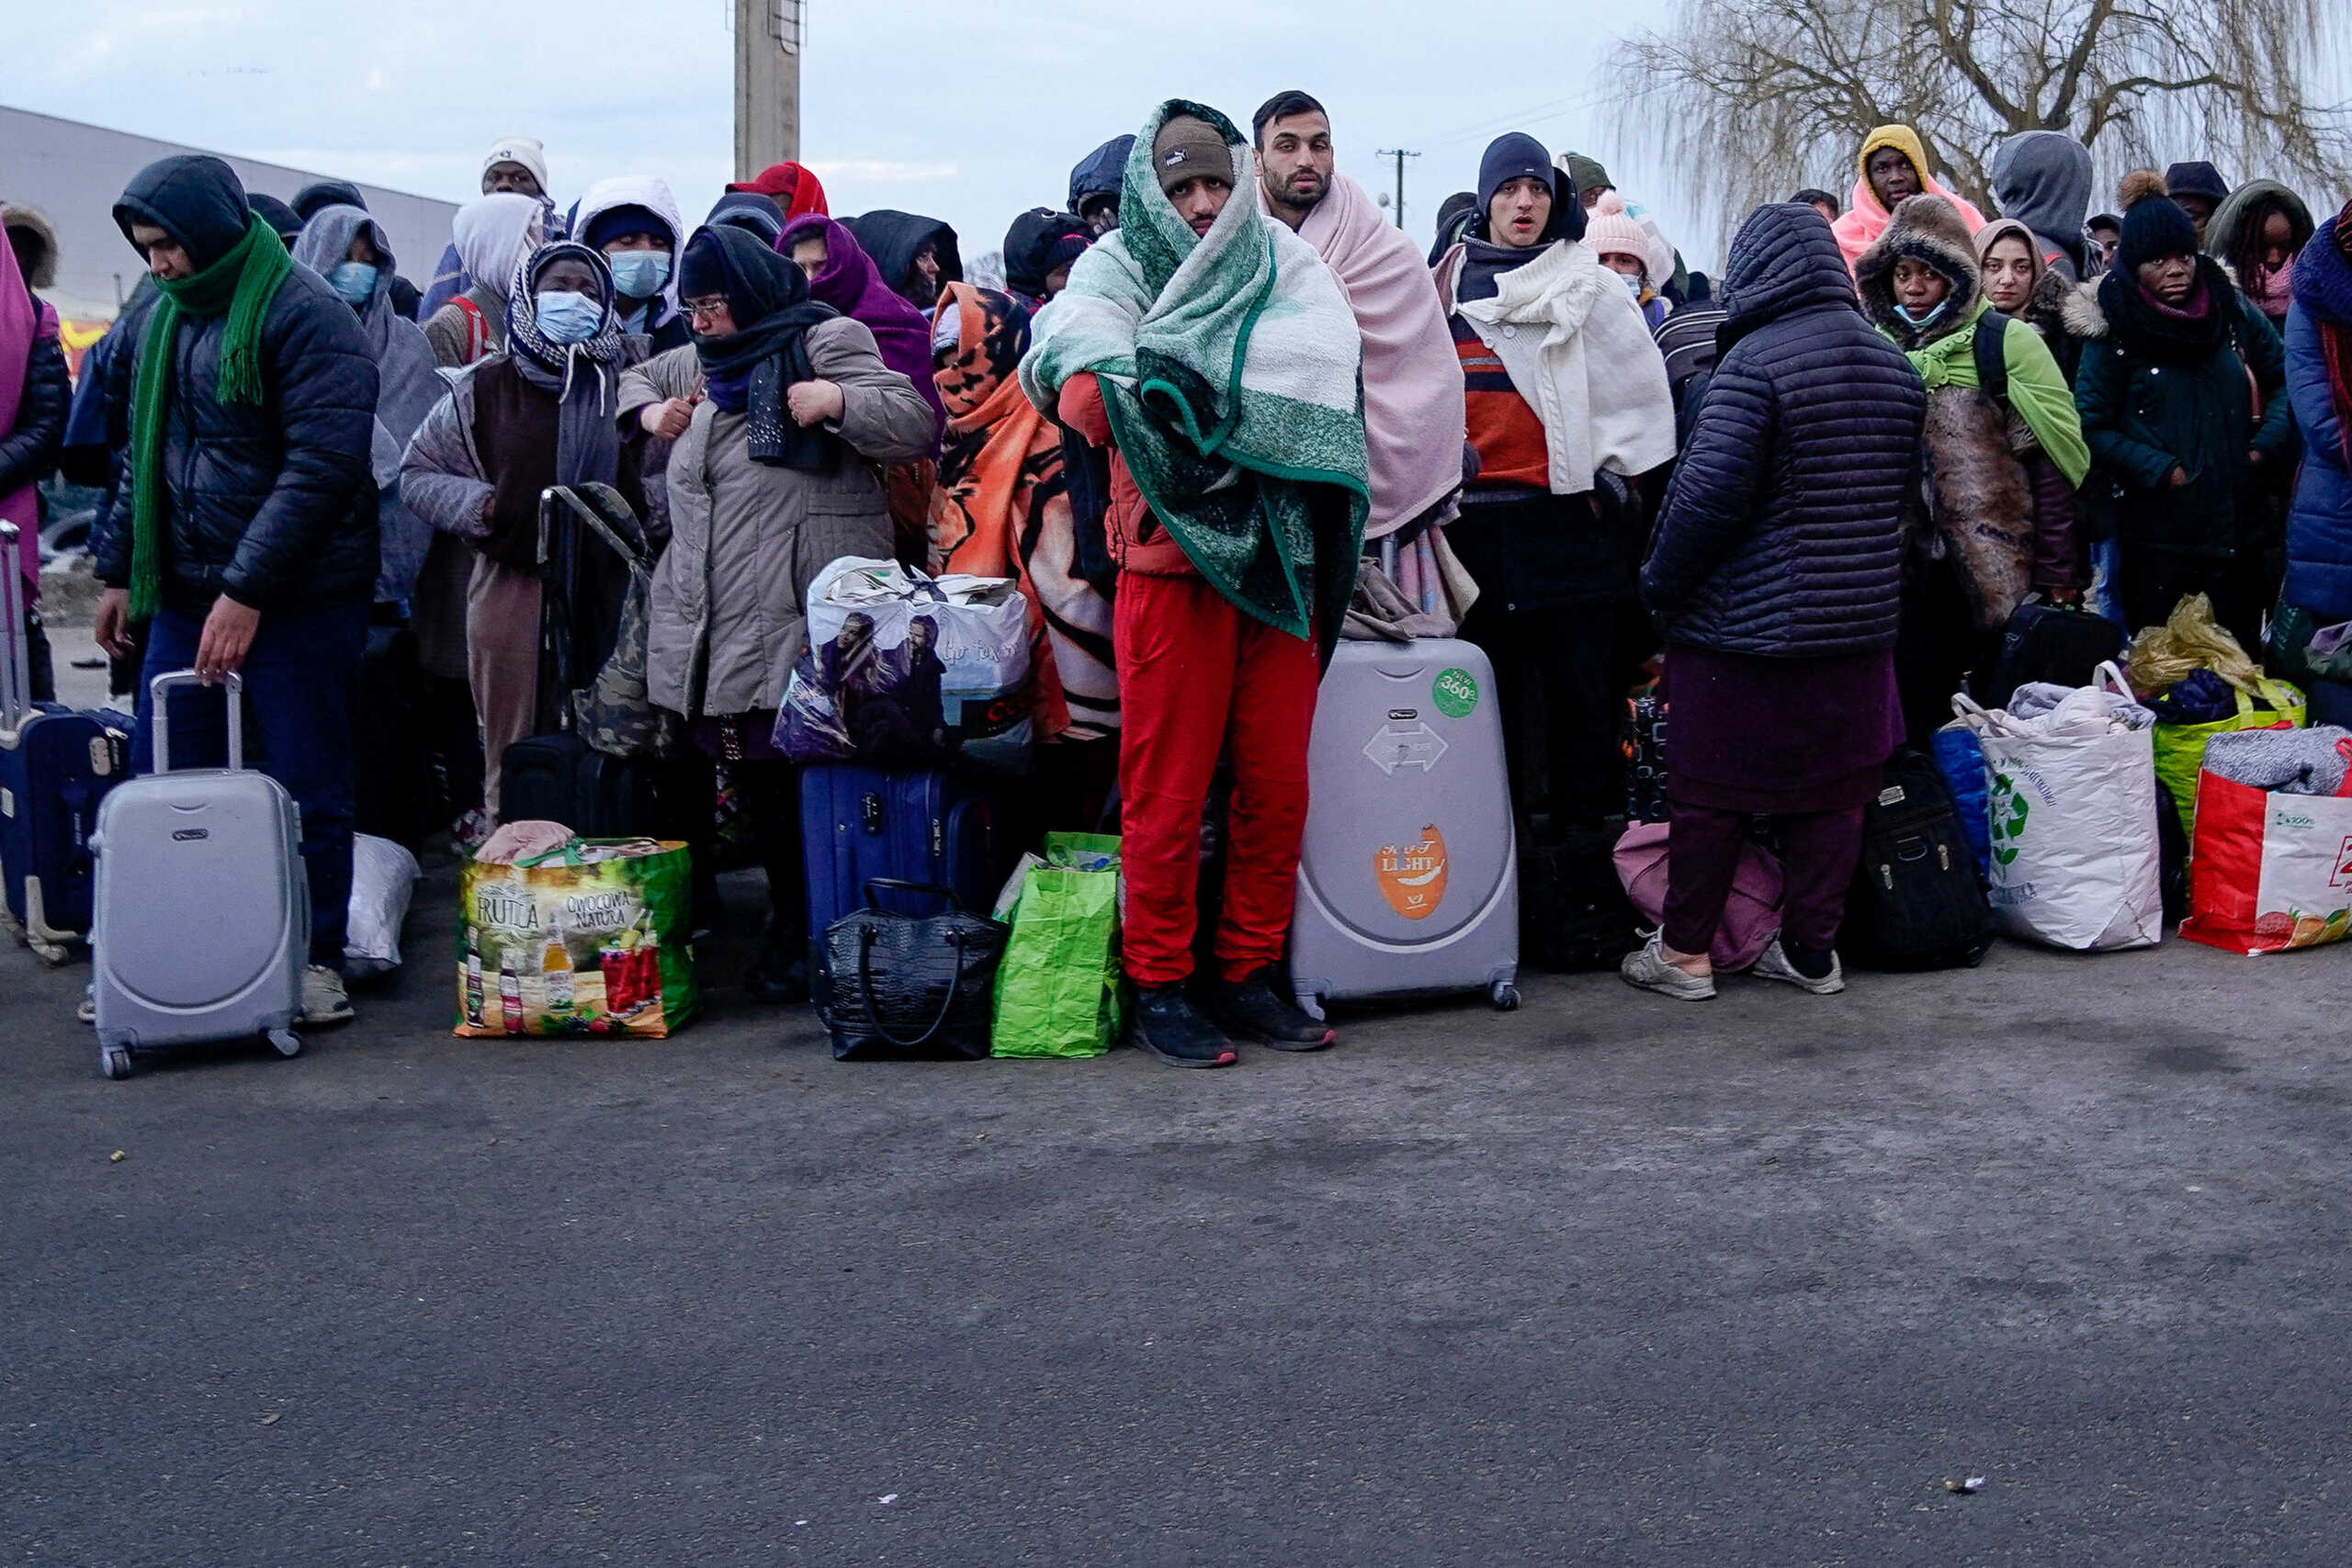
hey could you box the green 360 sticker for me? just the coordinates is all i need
[1431,668,1479,718]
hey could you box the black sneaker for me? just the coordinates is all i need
[1129,985,1238,1068]
[1211,966,1336,1051]
[745,935,809,1005]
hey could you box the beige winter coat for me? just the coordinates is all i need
[621,319,938,718]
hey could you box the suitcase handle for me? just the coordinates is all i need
[148,670,245,774]
[0,520,24,735]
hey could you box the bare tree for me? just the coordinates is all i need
[1609,0,2351,237]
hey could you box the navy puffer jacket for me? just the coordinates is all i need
[1642,203,1926,656]
[2284,219,2352,616]
[92,156,379,619]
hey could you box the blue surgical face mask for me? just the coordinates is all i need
[1619,271,1645,298]
[536,289,605,344]
[326,262,379,308]
[608,251,671,300]
[1895,296,1951,329]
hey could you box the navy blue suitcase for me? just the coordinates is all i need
[0,522,132,961]
[799,765,997,944]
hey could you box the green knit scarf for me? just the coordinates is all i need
[128,213,293,619]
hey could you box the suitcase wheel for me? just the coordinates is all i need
[1491,980,1521,1012]
[99,1046,132,1081]
[267,1029,302,1060]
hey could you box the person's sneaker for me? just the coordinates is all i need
[745,937,810,1004]
[300,964,356,1027]
[1129,985,1238,1068]
[1750,934,1846,995]
[1619,932,1716,1000]
[1211,966,1337,1051]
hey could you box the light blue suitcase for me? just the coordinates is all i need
[88,671,307,1079]
[1288,637,1520,1017]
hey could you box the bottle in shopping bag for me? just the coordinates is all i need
[499,948,524,1034]
[463,926,485,1026]
[543,907,575,1014]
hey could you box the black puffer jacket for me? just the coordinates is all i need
[0,333,69,500]
[1642,203,1926,656]
[91,155,379,618]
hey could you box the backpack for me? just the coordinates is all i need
[452,295,493,365]
[1972,310,2012,406]
[1841,750,1995,971]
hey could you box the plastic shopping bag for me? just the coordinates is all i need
[2125,592,2264,696]
[990,832,1125,1058]
[455,839,698,1037]
[345,833,420,979]
[777,557,1034,774]
[2150,677,2304,840]
[2180,767,2352,953]
[1957,662,2165,951]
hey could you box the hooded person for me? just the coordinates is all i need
[2164,161,2232,239]
[1069,136,1135,233]
[2072,191,2291,649]
[399,239,650,822]
[1252,89,1464,549]
[1991,130,2092,283]
[421,193,545,369]
[707,190,786,248]
[93,154,379,1025]
[842,210,962,311]
[726,162,829,222]
[291,180,368,223]
[1001,209,1092,311]
[1433,130,1677,836]
[1976,215,2082,380]
[1018,100,1372,1066]
[3,205,59,298]
[292,204,443,608]
[779,213,949,565]
[1830,124,1986,274]
[615,223,936,1000]
[2275,202,2352,724]
[1629,202,1928,1002]
[2209,180,2314,329]
[1428,190,1478,267]
[1561,152,1612,211]
[247,196,306,248]
[575,176,691,352]
[0,200,67,699]
[1856,195,2092,741]
[927,281,1117,746]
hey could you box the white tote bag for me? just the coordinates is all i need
[1956,663,2165,951]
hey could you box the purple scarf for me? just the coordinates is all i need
[778,214,944,456]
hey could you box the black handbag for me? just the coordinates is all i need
[816,879,1007,1061]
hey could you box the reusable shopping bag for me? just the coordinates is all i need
[2180,734,2352,953]
[991,833,1125,1059]
[776,557,1034,774]
[2150,676,2303,840]
[1955,662,2164,952]
[455,838,698,1037]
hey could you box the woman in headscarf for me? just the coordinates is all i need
[779,213,947,566]
[1433,131,1676,839]
[400,240,648,821]
[293,204,443,610]
[0,201,67,699]
[619,224,935,1001]
[1856,195,2090,741]
[1830,124,1986,275]
[2211,181,2314,332]
[928,281,1117,750]
[725,162,829,223]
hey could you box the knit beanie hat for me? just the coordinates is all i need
[582,203,672,254]
[2164,161,2232,205]
[1152,115,1233,194]
[2120,195,2199,271]
[1474,132,1585,243]
[483,135,548,194]
[1584,209,1651,275]
[1562,152,1611,195]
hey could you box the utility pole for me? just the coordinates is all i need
[735,0,804,180]
[1374,148,1419,231]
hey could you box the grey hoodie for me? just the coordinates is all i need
[1992,131,2092,284]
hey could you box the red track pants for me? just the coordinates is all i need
[1115,571,1319,987]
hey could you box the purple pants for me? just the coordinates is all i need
[1663,799,1867,958]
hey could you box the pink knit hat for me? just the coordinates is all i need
[1584,209,1654,277]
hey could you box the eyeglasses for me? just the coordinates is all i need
[683,299,730,319]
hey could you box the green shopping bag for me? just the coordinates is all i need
[991,833,1124,1059]
[2152,677,2305,840]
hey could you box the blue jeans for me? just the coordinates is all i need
[132,603,368,964]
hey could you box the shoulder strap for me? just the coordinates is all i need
[1972,312,2009,408]
[452,295,492,364]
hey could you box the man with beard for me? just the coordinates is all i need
[1254,91,1466,559]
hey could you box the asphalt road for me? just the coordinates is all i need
[6,860,2350,1566]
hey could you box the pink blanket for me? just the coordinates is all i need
[1278,173,1465,537]
[1831,175,1986,275]
[0,231,54,590]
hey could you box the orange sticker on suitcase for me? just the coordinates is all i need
[1374,825,1449,920]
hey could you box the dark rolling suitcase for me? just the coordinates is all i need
[0,521,132,962]
[1842,750,1995,971]
[799,765,997,954]
[1980,601,2127,713]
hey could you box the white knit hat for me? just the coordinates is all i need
[482,135,548,195]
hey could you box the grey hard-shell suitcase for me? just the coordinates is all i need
[88,671,308,1079]
[1288,637,1520,1015]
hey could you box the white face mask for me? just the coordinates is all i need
[1620,271,1645,298]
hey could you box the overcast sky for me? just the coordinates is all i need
[8,0,1732,268]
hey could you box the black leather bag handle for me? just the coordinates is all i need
[854,923,975,1049]
[863,878,964,912]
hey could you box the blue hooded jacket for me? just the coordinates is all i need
[2284,218,2352,616]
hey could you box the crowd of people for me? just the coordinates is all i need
[3,96,2347,1065]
